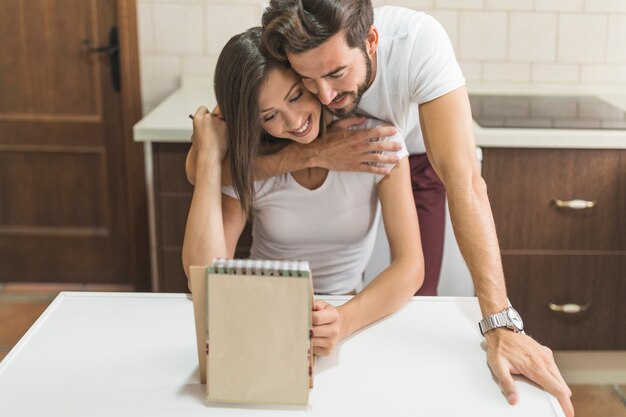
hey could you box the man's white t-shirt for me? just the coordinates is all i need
[358,6,466,154]
[222,119,408,294]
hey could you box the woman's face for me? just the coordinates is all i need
[258,68,321,144]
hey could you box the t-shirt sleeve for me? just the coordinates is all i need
[221,184,240,200]
[354,119,408,183]
[408,14,465,104]
[372,129,408,184]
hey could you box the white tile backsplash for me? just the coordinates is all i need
[182,55,218,77]
[531,63,580,82]
[459,12,508,60]
[581,64,626,84]
[436,0,483,9]
[206,4,263,55]
[509,13,557,62]
[558,14,607,63]
[140,55,181,113]
[607,15,626,63]
[459,61,482,81]
[153,4,204,54]
[535,0,584,12]
[137,0,626,113]
[585,0,626,13]
[483,62,531,81]
[484,0,533,11]
[137,3,155,53]
[385,0,434,9]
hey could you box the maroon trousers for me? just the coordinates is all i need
[409,153,446,296]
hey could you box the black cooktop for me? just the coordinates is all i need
[469,95,626,130]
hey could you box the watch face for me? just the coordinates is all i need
[507,307,524,331]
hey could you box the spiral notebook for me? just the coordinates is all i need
[190,259,314,406]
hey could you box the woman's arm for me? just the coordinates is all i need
[311,156,423,355]
[182,107,247,281]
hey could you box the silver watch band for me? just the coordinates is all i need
[479,307,525,336]
[479,312,507,335]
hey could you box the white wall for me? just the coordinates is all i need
[137,0,626,112]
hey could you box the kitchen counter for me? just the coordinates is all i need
[134,79,626,149]
[0,292,565,416]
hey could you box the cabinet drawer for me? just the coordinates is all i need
[154,143,194,193]
[159,195,192,248]
[503,255,625,350]
[483,148,626,251]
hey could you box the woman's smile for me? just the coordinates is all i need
[288,115,312,137]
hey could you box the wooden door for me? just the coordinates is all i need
[0,0,148,286]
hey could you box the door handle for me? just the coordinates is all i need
[552,199,596,209]
[548,302,590,315]
[82,26,120,92]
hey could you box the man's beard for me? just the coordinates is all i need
[327,51,372,117]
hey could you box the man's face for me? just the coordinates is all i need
[287,31,374,117]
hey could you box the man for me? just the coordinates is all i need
[257,1,574,415]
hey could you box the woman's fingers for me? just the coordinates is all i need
[193,105,209,119]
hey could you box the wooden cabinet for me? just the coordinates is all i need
[482,148,626,350]
[152,143,251,293]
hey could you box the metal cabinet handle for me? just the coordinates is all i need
[553,199,596,209]
[548,302,590,314]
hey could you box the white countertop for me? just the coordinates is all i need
[0,292,564,417]
[133,79,626,148]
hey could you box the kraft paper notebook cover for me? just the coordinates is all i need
[190,259,313,406]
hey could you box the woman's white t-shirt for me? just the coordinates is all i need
[222,119,407,294]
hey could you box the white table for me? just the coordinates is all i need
[0,293,564,416]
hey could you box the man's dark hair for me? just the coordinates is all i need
[262,0,374,63]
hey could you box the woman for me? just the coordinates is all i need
[183,27,423,356]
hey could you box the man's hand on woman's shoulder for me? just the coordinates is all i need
[308,116,402,175]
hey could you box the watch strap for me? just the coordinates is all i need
[478,307,525,335]
[479,311,509,335]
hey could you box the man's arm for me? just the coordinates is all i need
[419,86,574,417]
[186,116,402,186]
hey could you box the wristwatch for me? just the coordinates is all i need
[478,306,524,336]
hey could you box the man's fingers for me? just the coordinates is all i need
[541,347,572,397]
[490,359,519,405]
[347,126,397,141]
[519,356,574,417]
[362,154,400,165]
[365,140,402,152]
[328,126,397,143]
[359,164,392,175]
[528,366,574,417]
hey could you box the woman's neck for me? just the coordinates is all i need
[291,167,329,190]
